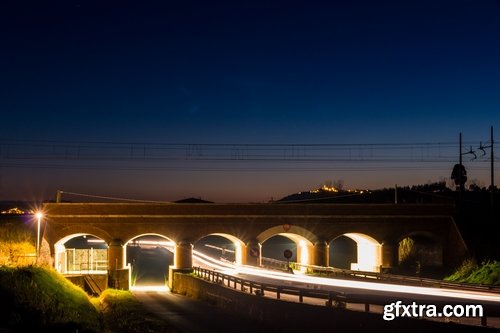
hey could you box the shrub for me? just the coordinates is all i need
[444,258,478,282]
[445,259,500,286]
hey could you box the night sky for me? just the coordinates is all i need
[1,0,499,203]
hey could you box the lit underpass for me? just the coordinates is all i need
[261,235,296,265]
[193,234,244,265]
[330,233,382,272]
[54,234,108,274]
[330,235,357,269]
[125,234,174,288]
[398,232,443,275]
[261,234,313,271]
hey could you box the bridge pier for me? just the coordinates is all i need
[381,241,398,271]
[108,239,124,270]
[108,238,131,290]
[174,242,193,269]
[244,241,262,267]
[313,241,329,267]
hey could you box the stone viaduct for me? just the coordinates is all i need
[42,202,467,275]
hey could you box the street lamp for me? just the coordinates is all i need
[35,212,43,261]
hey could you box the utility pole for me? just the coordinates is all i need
[490,126,495,220]
[456,132,465,223]
[394,184,398,205]
[459,132,464,195]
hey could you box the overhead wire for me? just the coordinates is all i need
[57,191,172,203]
[0,139,497,173]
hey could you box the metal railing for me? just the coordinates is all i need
[295,263,500,294]
[65,261,108,274]
[192,266,496,327]
[260,258,500,294]
[83,274,102,296]
[193,266,349,305]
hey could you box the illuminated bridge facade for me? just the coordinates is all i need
[42,203,467,276]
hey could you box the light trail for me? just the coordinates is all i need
[192,251,500,304]
[192,250,237,273]
[203,244,235,253]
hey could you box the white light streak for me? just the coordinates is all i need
[193,253,500,304]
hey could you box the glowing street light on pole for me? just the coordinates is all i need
[35,212,43,261]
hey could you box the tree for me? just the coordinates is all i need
[451,164,467,187]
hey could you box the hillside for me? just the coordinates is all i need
[278,184,500,262]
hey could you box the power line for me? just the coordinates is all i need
[0,139,497,175]
[0,138,463,147]
[0,140,473,161]
[59,191,172,203]
[0,162,468,172]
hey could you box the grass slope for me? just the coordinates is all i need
[0,265,101,332]
[445,259,500,285]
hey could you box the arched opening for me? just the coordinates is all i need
[329,233,382,272]
[124,234,174,287]
[398,232,442,275]
[54,234,108,274]
[193,233,245,265]
[261,233,313,272]
[329,235,357,270]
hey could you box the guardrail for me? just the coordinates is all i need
[194,266,354,306]
[259,258,500,294]
[193,266,496,327]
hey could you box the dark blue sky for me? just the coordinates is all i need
[1,0,499,202]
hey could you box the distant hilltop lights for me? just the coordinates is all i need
[311,185,339,193]
[0,207,34,215]
[307,185,368,195]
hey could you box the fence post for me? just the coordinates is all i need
[326,292,333,307]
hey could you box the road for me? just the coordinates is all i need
[132,250,500,330]
[133,290,276,333]
[191,250,500,328]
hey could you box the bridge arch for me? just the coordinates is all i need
[397,231,443,270]
[257,225,319,245]
[258,226,318,270]
[54,233,108,274]
[124,233,175,245]
[124,233,175,287]
[194,233,245,265]
[329,233,382,272]
[54,226,113,247]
